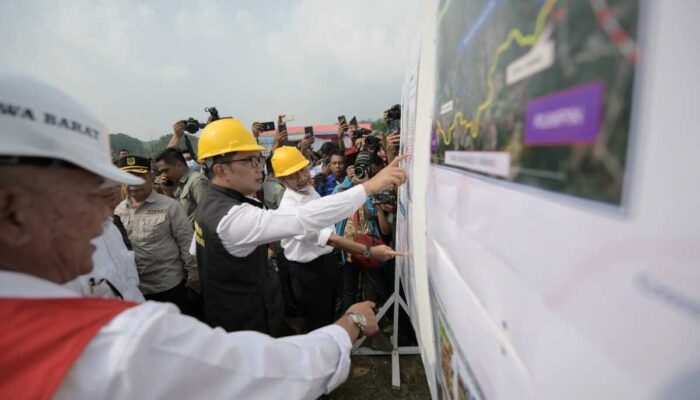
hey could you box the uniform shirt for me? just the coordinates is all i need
[278,187,335,263]
[0,271,352,399]
[217,184,368,258]
[173,169,208,223]
[64,219,145,302]
[262,175,286,210]
[115,190,197,295]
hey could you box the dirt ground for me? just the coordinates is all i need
[330,355,431,399]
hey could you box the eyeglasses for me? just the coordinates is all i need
[220,155,265,169]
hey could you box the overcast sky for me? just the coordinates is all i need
[0,0,422,140]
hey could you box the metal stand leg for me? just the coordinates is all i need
[352,268,420,390]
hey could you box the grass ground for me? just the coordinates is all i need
[330,355,431,399]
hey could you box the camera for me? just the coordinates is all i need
[337,115,348,131]
[184,117,205,134]
[259,121,275,131]
[352,127,371,140]
[304,126,314,138]
[353,151,374,180]
[374,190,396,205]
[364,133,381,151]
[205,106,220,121]
[349,116,358,130]
[182,106,224,134]
[354,164,371,181]
[385,104,401,122]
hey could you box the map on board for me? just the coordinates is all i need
[431,0,640,205]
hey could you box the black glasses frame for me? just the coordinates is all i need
[219,155,265,169]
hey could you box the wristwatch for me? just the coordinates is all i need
[345,311,367,335]
[363,244,372,257]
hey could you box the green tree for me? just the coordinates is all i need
[109,133,146,160]
[109,133,200,160]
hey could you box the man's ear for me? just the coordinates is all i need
[212,164,223,178]
[0,187,32,246]
[213,163,233,178]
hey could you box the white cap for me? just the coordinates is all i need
[0,73,143,185]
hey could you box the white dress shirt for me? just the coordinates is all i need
[217,184,367,258]
[277,187,335,263]
[1,271,353,399]
[64,219,145,302]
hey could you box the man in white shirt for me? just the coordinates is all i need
[272,146,403,332]
[0,73,382,399]
[194,120,407,336]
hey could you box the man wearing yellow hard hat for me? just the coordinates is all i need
[194,119,407,337]
[272,146,404,332]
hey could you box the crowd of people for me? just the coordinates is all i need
[0,73,408,399]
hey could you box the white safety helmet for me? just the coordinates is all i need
[0,72,143,185]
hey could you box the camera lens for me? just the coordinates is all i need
[185,118,200,134]
[354,165,368,180]
[365,135,379,148]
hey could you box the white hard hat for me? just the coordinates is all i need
[0,73,143,185]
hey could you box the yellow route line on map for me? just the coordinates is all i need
[437,0,453,23]
[436,0,557,145]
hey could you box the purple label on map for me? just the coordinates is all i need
[525,82,604,145]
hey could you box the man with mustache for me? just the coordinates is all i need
[272,146,403,332]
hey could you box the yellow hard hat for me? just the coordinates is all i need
[197,118,265,162]
[272,146,310,177]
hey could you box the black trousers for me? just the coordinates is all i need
[144,281,199,318]
[340,261,393,316]
[340,262,360,315]
[288,253,340,333]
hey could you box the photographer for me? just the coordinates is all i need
[167,113,214,152]
[382,104,402,164]
[337,122,367,165]
[334,151,394,314]
[155,148,209,224]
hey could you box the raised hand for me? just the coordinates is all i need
[361,154,409,195]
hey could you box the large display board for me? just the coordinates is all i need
[431,0,639,205]
[396,32,422,333]
[402,1,700,399]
